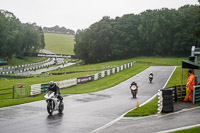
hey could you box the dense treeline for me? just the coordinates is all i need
[0,10,45,60]
[43,25,75,35]
[74,5,200,63]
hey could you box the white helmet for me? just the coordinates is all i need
[50,81,54,85]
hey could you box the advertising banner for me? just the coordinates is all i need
[77,76,91,84]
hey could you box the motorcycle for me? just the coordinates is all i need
[130,84,138,98]
[149,74,153,83]
[44,91,64,115]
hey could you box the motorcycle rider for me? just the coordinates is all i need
[130,81,138,98]
[149,72,153,81]
[130,81,138,92]
[130,81,138,88]
[149,72,153,77]
[48,81,63,103]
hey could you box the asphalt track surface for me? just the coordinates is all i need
[97,107,200,133]
[0,66,175,133]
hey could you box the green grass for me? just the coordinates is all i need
[49,57,185,74]
[166,67,188,88]
[61,63,148,94]
[2,57,47,67]
[0,94,45,107]
[171,126,200,133]
[133,57,187,66]
[0,63,146,107]
[0,71,96,99]
[124,97,158,117]
[0,58,136,100]
[0,57,186,108]
[44,33,74,55]
[50,59,129,74]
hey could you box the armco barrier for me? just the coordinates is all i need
[41,83,49,93]
[57,78,77,89]
[104,71,107,77]
[193,85,200,104]
[101,71,105,78]
[94,73,98,80]
[31,84,41,96]
[30,61,135,96]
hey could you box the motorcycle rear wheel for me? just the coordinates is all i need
[58,102,64,114]
[131,90,137,98]
[149,78,153,83]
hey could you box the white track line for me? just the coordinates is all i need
[162,66,176,89]
[155,124,200,133]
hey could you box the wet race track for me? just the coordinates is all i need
[0,66,175,133]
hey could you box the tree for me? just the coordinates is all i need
[74,5,200,63]
[0,10,45,59]
[74,16,114,63]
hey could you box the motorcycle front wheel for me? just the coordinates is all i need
[47,101,54,115]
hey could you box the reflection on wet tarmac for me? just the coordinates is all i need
[46,113,64,126]
[75,94,111,103]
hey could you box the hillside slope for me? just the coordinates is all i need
[44,33,75,55]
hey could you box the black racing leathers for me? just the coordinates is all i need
[48,84,63,103]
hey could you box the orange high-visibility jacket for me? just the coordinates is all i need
[187,73,195,91]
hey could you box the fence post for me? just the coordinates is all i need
[13,85,14,99]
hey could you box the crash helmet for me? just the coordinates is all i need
[132,81,136,84]
[50,81,55,86]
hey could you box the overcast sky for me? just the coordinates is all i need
[0,0,198,31]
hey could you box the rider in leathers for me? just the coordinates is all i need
[48,81,63,103]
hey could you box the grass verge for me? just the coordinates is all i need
[124,97,158,117]
[166,67,188,88]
